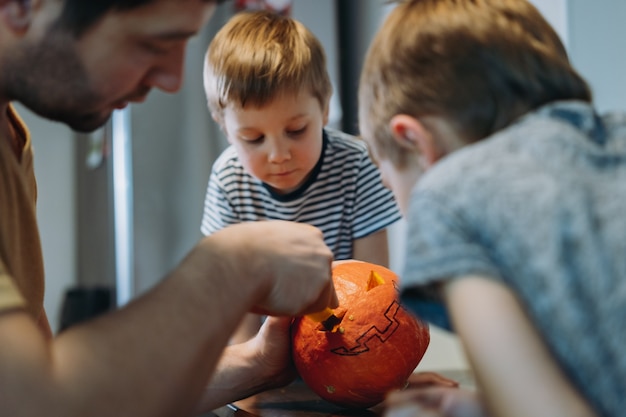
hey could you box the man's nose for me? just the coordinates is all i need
[143,49,185,93]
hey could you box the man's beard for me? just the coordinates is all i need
[2,30,109,132]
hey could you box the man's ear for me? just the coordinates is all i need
[0,0,35,33]
[389,114,442,168]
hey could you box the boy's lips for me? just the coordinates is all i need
[273,169,296,176]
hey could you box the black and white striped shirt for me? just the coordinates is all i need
[201,128,401,259]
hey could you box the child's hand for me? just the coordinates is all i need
[385,382,488,417]
[405,371,460,389]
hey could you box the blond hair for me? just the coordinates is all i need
[204,10,332,123]
[359,0,591,167]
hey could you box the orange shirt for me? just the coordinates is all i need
[0,105,44,319]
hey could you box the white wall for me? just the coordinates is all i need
[567,0,626,112]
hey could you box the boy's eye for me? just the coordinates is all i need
[287,126,307,136]
[243,135,264,143]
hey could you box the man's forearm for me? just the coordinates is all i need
[192,343,267,413]
[1,239,257,417]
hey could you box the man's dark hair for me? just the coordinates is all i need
[56,0,154,36]
[56,0,224,37]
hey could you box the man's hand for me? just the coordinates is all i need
[192,316,297,413]
[208,221,337,316]
[247,316,297,390]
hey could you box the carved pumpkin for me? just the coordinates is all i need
[291,260,430,409]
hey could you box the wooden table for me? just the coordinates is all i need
[208,370,474,417]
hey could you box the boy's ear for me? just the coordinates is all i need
[0,0,36,33]
[389,114,441,168]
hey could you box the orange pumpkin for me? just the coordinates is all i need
[291,260,430,409]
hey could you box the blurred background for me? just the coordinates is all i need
[22,0,626,369]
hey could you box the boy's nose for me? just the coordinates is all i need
[268,141,291,163]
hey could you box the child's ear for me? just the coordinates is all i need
[322,100,330,126]
[210,111,230,139]
[210,111,226,130]
[0,0,36,33]
[389,114,441,168]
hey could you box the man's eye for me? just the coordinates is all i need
[142,41,170,55]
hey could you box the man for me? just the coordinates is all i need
[0,1,337,416]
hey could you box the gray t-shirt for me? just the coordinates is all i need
[401,100,626,417]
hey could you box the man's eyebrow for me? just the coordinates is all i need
[151,30,199,41]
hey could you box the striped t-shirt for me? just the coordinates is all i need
[201,128,401,259]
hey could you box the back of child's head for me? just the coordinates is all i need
[359,0,592,167]
[204,10,332,124]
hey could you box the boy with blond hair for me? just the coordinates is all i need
[202,10,401,343]
[358,0,626,416]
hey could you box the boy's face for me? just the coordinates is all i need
[364,112,464,215]
[222,92,328,195]
[361,113,448,216]
[365,140,423,216]
[10,0,216,132]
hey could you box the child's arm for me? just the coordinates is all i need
[353,229,390,267]
[444,275,596,417]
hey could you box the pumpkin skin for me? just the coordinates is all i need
[291,260,430,409]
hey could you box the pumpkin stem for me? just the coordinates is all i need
[367,270,385,291]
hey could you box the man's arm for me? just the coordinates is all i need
[192,316,296,413]
[0,221,335,417]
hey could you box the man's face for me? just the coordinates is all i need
[3,0,216,132]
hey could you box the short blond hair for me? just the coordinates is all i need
[359,0,591,167]
[204,10,332,124]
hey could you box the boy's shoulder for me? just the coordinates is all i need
[212,145,244,172]
[417,102,568,191]
[323,127,367,152]
[214,145,239,162]
[419,100,625,195]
